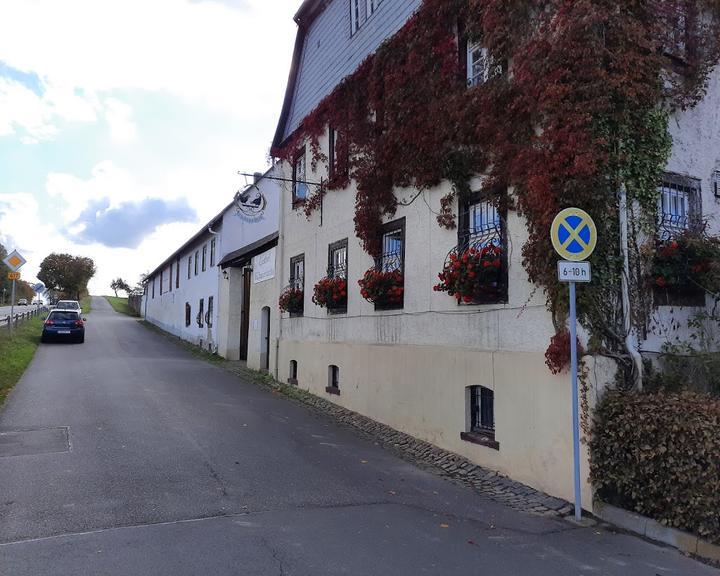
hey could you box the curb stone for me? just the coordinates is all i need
[224,362,574,519]
[594,501,720,565]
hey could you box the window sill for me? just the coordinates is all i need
[327,307,347,315]
[461,432,499,451]
[289,311,304,318]
[325,386,340,396]
[287,378,298,386]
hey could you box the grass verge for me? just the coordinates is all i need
[104,295,139,317]
[80,295,92,314]
[0,316,44,406]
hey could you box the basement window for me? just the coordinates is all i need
[288,360,298,385]
[461,386,498,450]
[326,365,340,395]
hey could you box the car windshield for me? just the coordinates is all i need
[49,312,78,321]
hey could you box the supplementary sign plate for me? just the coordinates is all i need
[550,208,597,262]
[558,261,591,283]
[3,250,26,272]
[7,272,20,280]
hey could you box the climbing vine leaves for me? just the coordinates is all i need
[272,0,720,364]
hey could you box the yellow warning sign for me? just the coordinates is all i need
[7,272,20,280]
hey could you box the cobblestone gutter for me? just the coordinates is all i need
[224,362,574,518]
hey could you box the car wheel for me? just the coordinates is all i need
[78,335,85,344]
[41,335,47,343]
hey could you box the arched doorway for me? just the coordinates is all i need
[260,306,270,371]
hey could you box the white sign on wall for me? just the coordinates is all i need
[253,247,276,284]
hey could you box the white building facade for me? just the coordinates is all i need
[270,0,720,507]
[143,168,282,373]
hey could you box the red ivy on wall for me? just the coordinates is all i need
[273,0,720,361]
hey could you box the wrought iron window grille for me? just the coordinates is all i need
[657,174,702,240]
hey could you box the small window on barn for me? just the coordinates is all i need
[292,151,308,203]
[188,256,192,280]
[288,360,298,385]
[202,244,207,272]
[461,385,498,450]
[206,296,213,328]
[194,250,199,276]
[326,365,340,395]
[185,303,191,327]
[176,257,180,289]
[197,298,204,328]
[210,238,216,267]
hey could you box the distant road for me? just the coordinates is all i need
[0,304,41,318]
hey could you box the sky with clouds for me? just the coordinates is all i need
[0,0,299,294]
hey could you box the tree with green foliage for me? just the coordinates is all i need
[110,278,131,297]
[37,253,96,300]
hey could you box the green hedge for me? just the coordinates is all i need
[590,391,720,542]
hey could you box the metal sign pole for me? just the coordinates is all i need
[569,280,581,521]
[9,279,16,333]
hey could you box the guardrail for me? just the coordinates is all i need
[1,306,48,330]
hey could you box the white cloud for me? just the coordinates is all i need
[104,97,137,142]
[0,0,297,116]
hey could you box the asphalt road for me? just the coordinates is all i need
[0,296,716,575]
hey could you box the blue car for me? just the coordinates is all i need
[41,310,85,343]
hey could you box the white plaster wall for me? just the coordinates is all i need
[643,65,720,353]
[278,339,616,506]
[219,166,281,261]
[245,247,280,375]
[274,129,615,505]
[277,132,554,354]
[143,231,222,352]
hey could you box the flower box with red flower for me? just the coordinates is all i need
[434,244,505,304]
[358,268,404,309]
[312,276,348,311]
[279,286,304,315]
[651,231,720,306]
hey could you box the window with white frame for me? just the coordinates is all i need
[350,0,362,34]
[292,152,308,202]
[466,42,501,87]
[379,220,404,273]
[328,239,348,279]
[202,244,207,272]
[467,199,502,246]
[290,254,305,290]
[366,0,382,18]
[210,238,216,267]
[657,173,701,239]
[188,256,192,280]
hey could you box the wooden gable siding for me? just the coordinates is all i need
[283,0,422,142]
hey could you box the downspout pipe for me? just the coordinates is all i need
[619,183,643,390]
